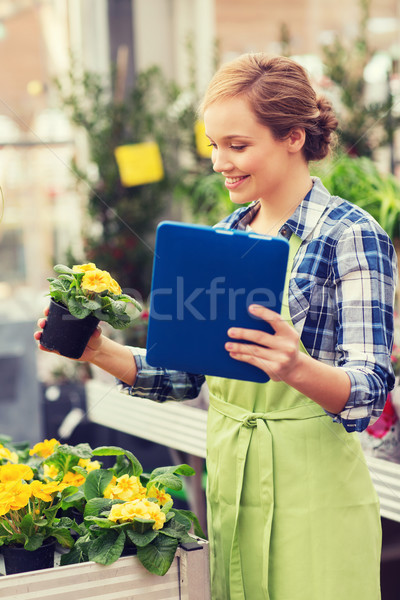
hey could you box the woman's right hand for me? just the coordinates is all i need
[35,307,138,385]
[34,307,104,363]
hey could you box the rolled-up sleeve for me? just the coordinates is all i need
[118,347,206,402]
[327,221,397,432]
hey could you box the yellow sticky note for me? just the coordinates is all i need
[114,142,164,187]
[195,121,212,158]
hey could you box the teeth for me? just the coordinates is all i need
[226,176,245,184]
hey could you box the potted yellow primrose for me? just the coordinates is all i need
[0,436,209,599]
[40,262,142,359]
[58,445,205,576]
[0,438,79,575]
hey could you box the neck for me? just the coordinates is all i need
[251,163,313,236]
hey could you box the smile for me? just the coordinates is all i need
[225,176,248,184]
[225,175,249,189]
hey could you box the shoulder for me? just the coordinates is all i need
[313,178,394,251]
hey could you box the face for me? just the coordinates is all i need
[203,96,293,205]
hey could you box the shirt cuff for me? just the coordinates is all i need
[325,366,392,432]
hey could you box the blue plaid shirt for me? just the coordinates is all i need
[126,178,397,433]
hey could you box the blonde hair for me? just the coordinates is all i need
[200,53,338,161]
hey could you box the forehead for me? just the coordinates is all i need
[204,96,265,138]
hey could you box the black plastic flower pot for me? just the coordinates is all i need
[40,299,100,359]
[2,538,56,575]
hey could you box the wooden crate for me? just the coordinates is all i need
[0,540,210,600]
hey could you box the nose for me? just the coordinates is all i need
[212,149,233,174]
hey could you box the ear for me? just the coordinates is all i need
[287,128,306,153]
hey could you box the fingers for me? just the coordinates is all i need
[247,304,287,332]
[227,305,292,347]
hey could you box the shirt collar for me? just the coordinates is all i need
[224,177,332,240]
[285,177,332,241]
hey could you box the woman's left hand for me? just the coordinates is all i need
[225,304,301,382]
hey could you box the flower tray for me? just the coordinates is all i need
[0,539,210,600]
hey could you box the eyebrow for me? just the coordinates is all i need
[206,134,254,141]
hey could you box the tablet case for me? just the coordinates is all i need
[146,221,289,383]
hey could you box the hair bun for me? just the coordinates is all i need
[304,95,338,161]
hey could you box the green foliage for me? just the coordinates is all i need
[59,444,203,576]
[321,0,399,158]
[56,65,194,298]
[313,154,400,239]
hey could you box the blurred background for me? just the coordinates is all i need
[2,0,400,595]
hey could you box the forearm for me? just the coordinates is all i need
[90,335,137,386]
[285,352,351,415]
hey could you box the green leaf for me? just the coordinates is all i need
[62,488,85,504]
[20,513,35,537]
[81,298,102,311]
[60,536,90,565]
[56,517,75,529]
[158,514,191,540]
[84,497,120,518]
[161,500,173,514]
[84,515,113,528]
[56,443,93,459]
[137,534,178,576]
[67,296,91,319]
[58,274,74,283]
[132,517,155,534]
[54,264,75,274]
[88,529,125,565]
[49,279,69,292]
[92,446,142,477]
[175,509,207,539]
[118,294,142,312]
[126,527,158,547]
[24,534,45,551]
[52,527,75,549]
[99,311,132,330]
[84,469,114,501]
[147,464,195,491]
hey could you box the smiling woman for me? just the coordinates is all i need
[35,53,397,600]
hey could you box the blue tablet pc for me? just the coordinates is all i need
[146,221,289,383]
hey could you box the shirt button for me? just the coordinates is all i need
[280,227,288,237]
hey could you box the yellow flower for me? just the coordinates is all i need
[103,476,117,499]
[0,464,33,482]
[109,278,122,295]
[78,459,101,473]
[61,471,85,488]
[43,464,59,480]
[146,485,172,507]
[73,263,97,273]
[0,480,31,513]
[108,503,124,522]
[81,269,112,293]
[108,474,146,502]
[29,438,59,458]
[0,445,18,464]
[108,499,166,530]
[30,480,64,502]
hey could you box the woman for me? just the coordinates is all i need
[36,54,397,599]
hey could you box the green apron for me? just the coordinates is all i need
[206,233,381,600]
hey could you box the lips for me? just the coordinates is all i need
[225,176,248,184]
[225,175,249,189]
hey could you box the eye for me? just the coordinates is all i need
[207,142,217,149]
[230,145,246,151]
